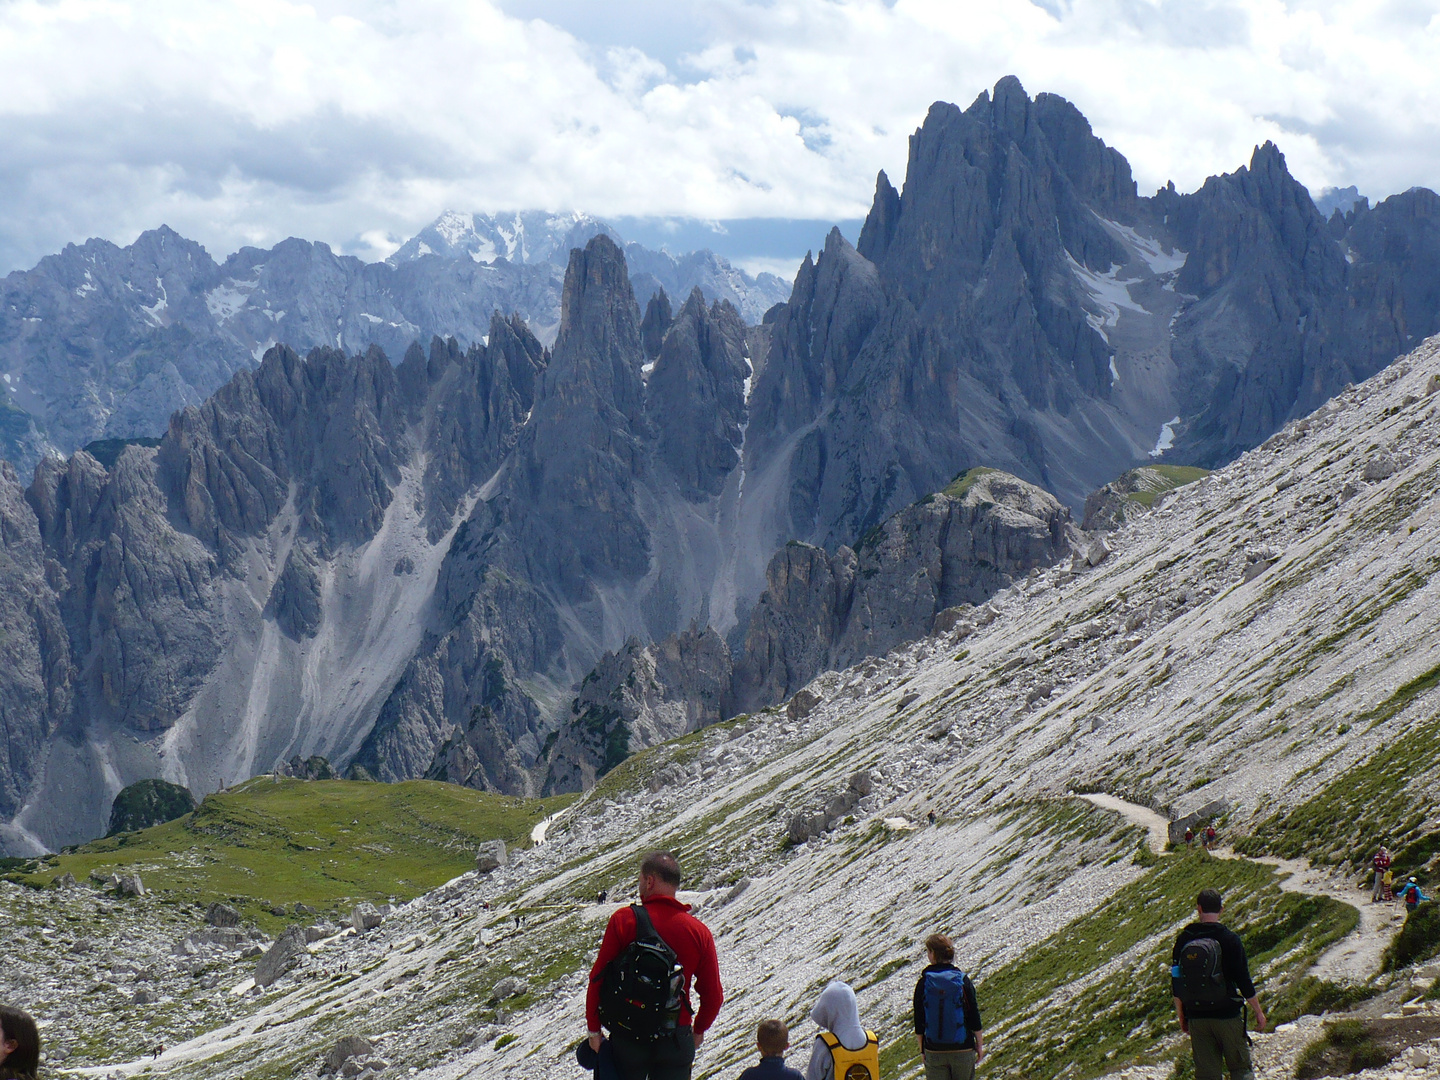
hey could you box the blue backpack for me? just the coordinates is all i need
[923,969,969,1045]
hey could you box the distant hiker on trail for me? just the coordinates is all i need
[1185,827,1195,846]
[737,1019,804,1080]
[1172,888,1266,1080]
[914,933,983,1080]
[1400,877,1430,913]
[598,889,609,904]
[152,1043,164,1060]
[806,981,878,1080]
[0,1005,41,1080]
[1203,824,1217,850]
[587,850,723,1080]
[1383,867,1395,902]
[1372,847,1392,902]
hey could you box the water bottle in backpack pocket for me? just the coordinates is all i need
[923,969,969,1045]
[1172,936,1231,1006]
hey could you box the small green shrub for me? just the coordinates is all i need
[494,1033,518,1050]
[1325,1019,1367,1047]
[1350,1044,1390,1071]
[1269,977,1379,1025]
[1295,1019,1395,1080]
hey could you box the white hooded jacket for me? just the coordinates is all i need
[805,980,868,1080]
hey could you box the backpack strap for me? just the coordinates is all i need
[631,903,662,945]
[820,1033,841,1050]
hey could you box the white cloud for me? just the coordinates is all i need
[0,0,1437,273]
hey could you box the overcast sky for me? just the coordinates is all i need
[1,0,1438,275]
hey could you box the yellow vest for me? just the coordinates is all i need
[821,1031,880,1080]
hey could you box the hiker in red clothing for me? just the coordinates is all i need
[1372,847,1392,903]
[586,850,724,1080]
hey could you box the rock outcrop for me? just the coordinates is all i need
[474,840,507,874]
[254,924,307,988]
[106,779,197,836]
[543,625,734,792]
[734,469,1075,709]
[750,78,1440,540]
[544,468,1081,782]
[1081,466,1210,531]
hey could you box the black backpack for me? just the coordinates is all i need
[1172,934,1232,1006]
[599,905,685,1039]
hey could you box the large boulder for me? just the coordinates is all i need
[475,840,508,874]
[254,924,308,988]
[206,901,242,928]
[324,1035,373,1074]
[107,779,197,836]
[350,902,384,932]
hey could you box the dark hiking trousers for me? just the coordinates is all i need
[1188,1017,1253,1080]
[609,1028,697,1080]
[923,1048,977,1080]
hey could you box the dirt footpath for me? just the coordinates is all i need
[1078,793,1401,982]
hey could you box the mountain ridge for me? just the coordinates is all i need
[5,79,1440,851]
[0,214,789,473]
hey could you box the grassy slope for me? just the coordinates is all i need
[1124,465,1211,507]
[10,778,572,923]
[943,467,1000,499]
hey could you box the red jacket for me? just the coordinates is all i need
[586,896,724,1035]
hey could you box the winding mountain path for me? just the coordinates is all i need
[1079,793,1170,854]
[1078,793,1397,982]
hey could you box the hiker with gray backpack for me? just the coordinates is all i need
[585,851,724,1080]
[1172,888,1266,1080]
[913,933,984,1080]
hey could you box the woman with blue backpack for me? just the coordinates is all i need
[913,934,984,1080]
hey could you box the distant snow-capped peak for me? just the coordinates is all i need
[388,210,617,267]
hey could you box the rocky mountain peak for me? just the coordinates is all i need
[647,288,749,501]
[989,74,1034,140]
[639,287,673,361]
[553,234,645,392]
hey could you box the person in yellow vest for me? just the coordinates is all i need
[805,980,880,1080]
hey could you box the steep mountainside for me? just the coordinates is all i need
[0,215,786,471]
[542,468,1081,790]
[749,78,1440,542]
[6,333,1440,1080]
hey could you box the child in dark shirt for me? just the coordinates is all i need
[738,1019,804,1080]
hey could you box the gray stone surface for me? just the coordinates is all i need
[254,924,307,988]
[205,902,241,928]
[543,625,734,794]
[1167,800,1230,845]
[474,840,507,874]
[324,1035,373,1074]
[734,469,1076,711]
[350,903,383,933]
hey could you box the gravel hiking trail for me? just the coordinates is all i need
[1079,793,1398,983]
[1080,792,1170,854]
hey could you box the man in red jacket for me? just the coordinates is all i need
[586,851,723,1080]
